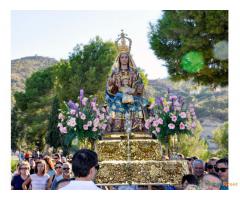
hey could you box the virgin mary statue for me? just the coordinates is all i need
[105,30,149,132]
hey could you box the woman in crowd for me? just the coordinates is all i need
[22,160,51,190]
[11,161,30,190]
[43,156,55,177]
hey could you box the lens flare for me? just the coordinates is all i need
[213,41,228,60]
[181,51,205,73]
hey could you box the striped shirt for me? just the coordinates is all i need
[30,174,50,190]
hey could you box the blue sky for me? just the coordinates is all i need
[11,10,168,79]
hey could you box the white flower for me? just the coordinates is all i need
[67,118,76,127]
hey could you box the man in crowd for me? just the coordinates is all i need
[215,158,228,189]
[192,159,205,182]
[200,173,222,190]
[206,157,218,174]
[59,149,101,190]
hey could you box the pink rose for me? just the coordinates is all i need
[179,112,186,118]
[164,107,169,113]
[58,113,65,120]
[149,117,155,122]
[179,122,185,130]
[93,118,100,127]
[90,101,96,108]
[101,124,107,130]
[87,121,92,127]
[168,123,175,129]
[171,115,177,122]
[156,127,161,133]
[145,122,150,129]
[70,109,76,115]
[80,113,86,120]
[59,126,67,134]
[82,97,88,106]
[67,118,76,127]
[157,118,163,125]
[92,127,98,132]
[153,120,159,127]
[83,124,89,130]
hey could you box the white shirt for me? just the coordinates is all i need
[30,174,49,190]
[59,180,101,190]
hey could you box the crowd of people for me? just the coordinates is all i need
[11,149,228,190]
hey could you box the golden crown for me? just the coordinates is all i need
[115,30,132,53]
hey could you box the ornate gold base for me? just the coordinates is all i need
[96,160,189,185]
[95,136,189,186]
[96,139,162,161]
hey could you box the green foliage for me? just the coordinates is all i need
[212,122,228,157]
[11,159,19,173]
[14,68,55,151]
[176,121,210,161]
[54,36,117,103]
[11,107,20,151]
[46,96,63,149]
[137,67,149,87]
[11,56,57,107]
[13,37,118,152]
[149,10,228,87]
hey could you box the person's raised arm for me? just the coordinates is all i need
[22,176,31,190]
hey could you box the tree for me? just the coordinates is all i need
[14,67,55,151]
[212,122,228,158]
[175,121,210,161]
[11,107,19,151]
[54,36,118,103]
[148,10,228,87]
[46,96,63,149]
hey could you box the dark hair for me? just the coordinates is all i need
[216,158,228,167]
[55,161,63,166]
[191,156,199,160]
[54,153,61,159]
[35,160,47,174]
[72,149,98,178]
[182,174,199,185]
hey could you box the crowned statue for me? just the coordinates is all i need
[105,30,149,133]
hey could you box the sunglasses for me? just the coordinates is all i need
[95,164,99,171]
[63,168,70,171]
[20,167,29,170]
[55,166,62,169]
[207,165,216,169]
[215,167,228,173]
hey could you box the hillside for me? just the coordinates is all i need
[11,56,57,105]
[11,55,57,93]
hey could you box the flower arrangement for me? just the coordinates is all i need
[58,89,109,148]
[145,92,197,143]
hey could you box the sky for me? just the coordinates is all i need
[11,10,168,79]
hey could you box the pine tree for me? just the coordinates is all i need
[11,107,19,151]
[46,96,62,149]
[148,10,228,87]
